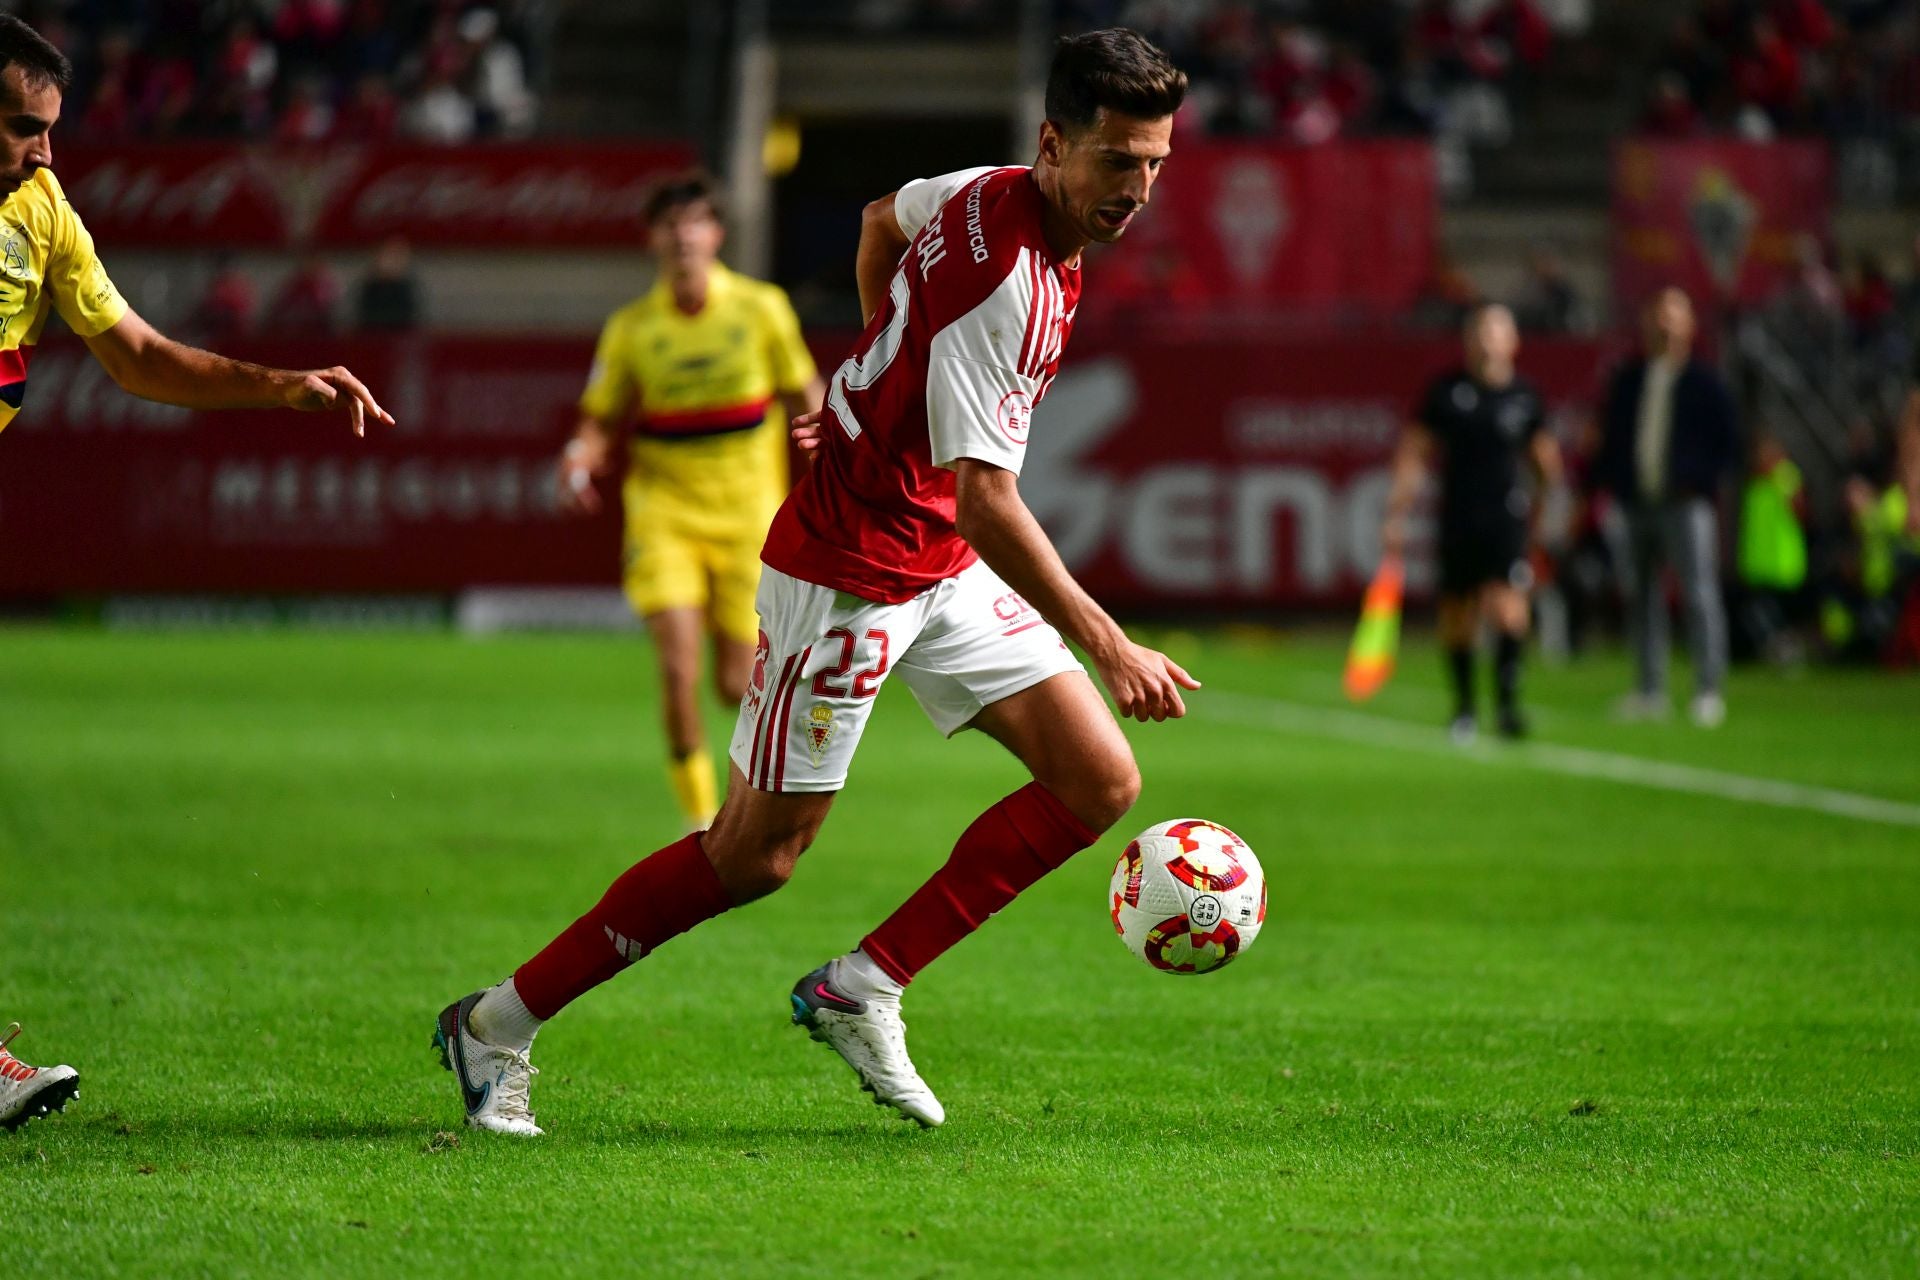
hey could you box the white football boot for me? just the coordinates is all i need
[790,958,945,1128]
[433,991,543,1136]
[0,1022,79,1132]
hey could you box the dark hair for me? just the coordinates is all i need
[1045,28,1187,132]
[643,169,724,227]
[0,16,71,95]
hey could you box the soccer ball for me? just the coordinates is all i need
[1109,819,1265,974]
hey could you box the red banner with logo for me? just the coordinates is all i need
[1020,326,1616,609]
[0,330,1614,607]
[1611,139,1832,315]
[53,141,697,249]
[1088,140,1436,316]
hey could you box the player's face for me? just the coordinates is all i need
[1645,288,1695,353]
[649,201,724,276]
[0,67,59,196]
[1045,110,1173,244]
[1464,307,1519,368]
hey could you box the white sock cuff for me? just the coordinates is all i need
[469,976,543,1049]
[844,948,905,998]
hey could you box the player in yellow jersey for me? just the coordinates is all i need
[0,16,391,1132]
[560,172,823,831]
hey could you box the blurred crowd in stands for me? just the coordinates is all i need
[1056,0,1564,147]
[1641,0,1920,143]
[23,0,543,144]
[185,237,422,338]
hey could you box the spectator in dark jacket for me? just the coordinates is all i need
[1596,287,1741,726]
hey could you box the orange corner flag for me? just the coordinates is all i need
[1343,554,1404,702]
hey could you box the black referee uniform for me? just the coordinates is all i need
[1414,367,1546,736]
[1416,369,1546,596]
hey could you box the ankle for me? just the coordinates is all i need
[470,977,543,1049]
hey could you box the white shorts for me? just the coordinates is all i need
[727,559,1085,793]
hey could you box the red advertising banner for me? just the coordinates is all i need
[53,141,697,249]
[1611,139,1832,315]
[1022,326,1615,609]
[0,337,610,594]
[0,330,1614,608]
[1090,140,1436,316]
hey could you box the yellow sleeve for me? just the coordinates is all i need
[579,309,637,421]
[49,193,129,338]
[757,286,817,396]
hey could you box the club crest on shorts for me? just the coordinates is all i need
[804,704,837,766]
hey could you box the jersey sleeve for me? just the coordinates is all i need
[756,285,817,395]
[925,252,1045,475]
[893,167,1000,240]
[579,310,637,421]
[48,194,128,338]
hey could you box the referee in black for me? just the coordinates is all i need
[1383,303,1565,739]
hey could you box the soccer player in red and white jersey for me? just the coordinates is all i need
[436,30,1191,1134]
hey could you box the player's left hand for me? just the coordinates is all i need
[284,367,394,437]
[1095,639,1202,723]
[791,409,825,458]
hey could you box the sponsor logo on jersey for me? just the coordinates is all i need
[742,631,771,720]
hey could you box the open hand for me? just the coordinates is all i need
[284,367,393,437]
[1093,639,1202,723]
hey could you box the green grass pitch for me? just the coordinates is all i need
[5,626,1918,1276]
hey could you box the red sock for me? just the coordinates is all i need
[513,833,734,1020]
[861,782,1099,986]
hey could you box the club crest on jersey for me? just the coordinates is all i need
[804,704,836,766]
[0,228,26,281]
[996,389,1032,445]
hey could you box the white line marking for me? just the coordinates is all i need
[1198,691,1920,830]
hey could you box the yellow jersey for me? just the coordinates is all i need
[0,168,129,432]
[580,263,815,536]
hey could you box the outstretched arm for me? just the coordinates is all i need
[82,308,392,435]
[954,459,1198,723]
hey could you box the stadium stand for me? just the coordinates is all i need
[38,0,546,142]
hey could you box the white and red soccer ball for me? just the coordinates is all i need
[1110,819,1265,974]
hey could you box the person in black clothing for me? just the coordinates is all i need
[1383,303,1564,739]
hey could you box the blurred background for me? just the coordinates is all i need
[1,0,1916,668]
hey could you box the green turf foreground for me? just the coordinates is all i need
[4,628,1917,1277]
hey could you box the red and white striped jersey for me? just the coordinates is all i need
[762,166,1082,604]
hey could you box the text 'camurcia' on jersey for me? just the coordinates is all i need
[762,166,1082,604]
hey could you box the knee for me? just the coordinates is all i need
[707,828,811,904]
[701,800,821,904]
[659,656,700,701]
[1057,754,1140,835]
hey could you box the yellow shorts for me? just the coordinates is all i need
[622,507,767,644]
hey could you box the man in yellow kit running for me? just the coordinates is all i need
[0,15,390,1132]
[560,172,824,830]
